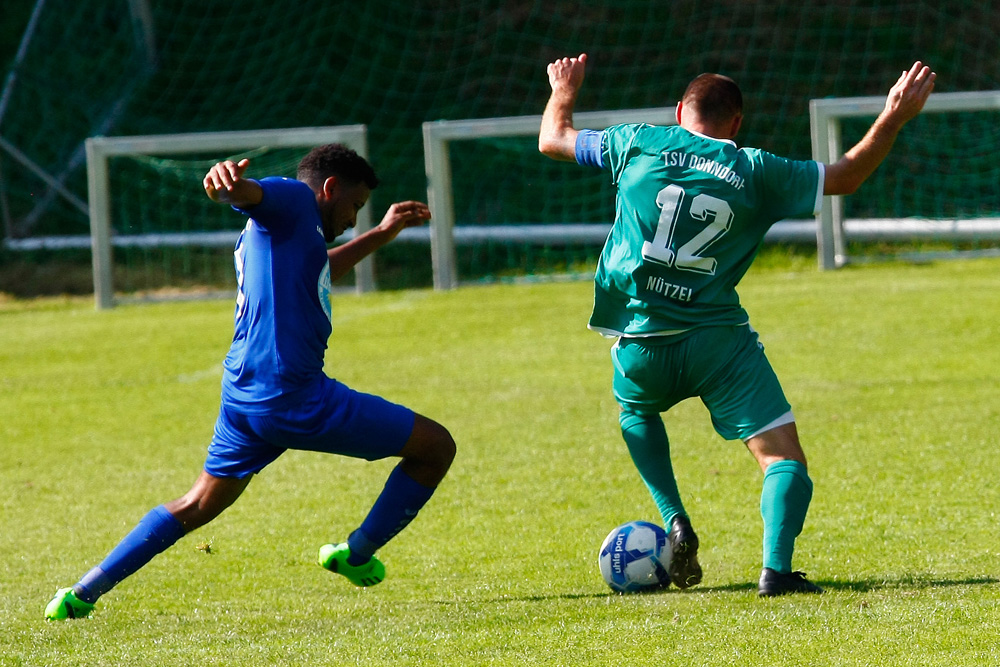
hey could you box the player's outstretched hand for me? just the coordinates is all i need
[547,53,587,94]
[203,158,256,204]
[376,201,431,242]
[883,61,936,127]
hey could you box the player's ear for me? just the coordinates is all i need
[675,102,683,126]
[730,113,743,138]
[321,175,338,200]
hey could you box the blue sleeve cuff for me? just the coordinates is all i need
[575,130,605,168]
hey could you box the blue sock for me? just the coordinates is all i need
[347,466,435,566]
[620,411,687,527]
[760,460,813,573]
[74,505,185,603]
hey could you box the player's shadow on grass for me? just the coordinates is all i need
[441,574,1000,604]
[431,592,612,605]
[811,574,999,593]
[687,574,1000,595]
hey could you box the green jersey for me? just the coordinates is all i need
[583,124,823,337]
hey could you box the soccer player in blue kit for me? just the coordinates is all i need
[539,54,935,596]
[45,144,456,619]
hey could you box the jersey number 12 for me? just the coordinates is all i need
[641,184,733,275]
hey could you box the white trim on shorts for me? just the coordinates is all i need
[744,410,795,441]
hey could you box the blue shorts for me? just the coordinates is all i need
[205,377,416,478]
[611,325,792,441]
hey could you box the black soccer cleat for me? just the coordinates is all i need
[666,514,703,589]
[757,568,824,597]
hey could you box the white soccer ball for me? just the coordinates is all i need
[598,520,670,593]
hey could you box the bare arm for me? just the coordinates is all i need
[824,62,936,196]
[328,200,431,281]
[203,158,263,208]
[539,53,588,161]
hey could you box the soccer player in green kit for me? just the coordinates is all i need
[540,54,935,596]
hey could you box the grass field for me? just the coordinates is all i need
[2,257,999,666]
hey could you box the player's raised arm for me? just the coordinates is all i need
[539,53,588,161]
[327,200,431,281]
[203,158,263,208]
[824,61,936,196]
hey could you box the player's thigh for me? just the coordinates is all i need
[205,404,285,478]
[611,337,689,414]
[259,377,416,461]
[695,326,792,441]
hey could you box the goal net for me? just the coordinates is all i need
[423,109,676,289]
[811,90,1000,269]
[3,2,1000,299]
[85,126,371,308]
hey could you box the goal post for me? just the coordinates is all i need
[421,108,835,290]
[810,90,1000,270]
[422,108,678,290]
[85,125,371,309]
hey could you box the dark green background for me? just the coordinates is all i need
[2,1,998,294]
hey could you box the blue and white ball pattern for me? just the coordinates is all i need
[598,520,670,593]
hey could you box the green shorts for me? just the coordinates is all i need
[611,325,792,441]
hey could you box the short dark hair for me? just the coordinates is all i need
[681,73,743,127]
[296,143,379,190]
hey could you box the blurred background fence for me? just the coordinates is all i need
[1,1,999,297]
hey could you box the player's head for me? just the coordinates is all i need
[297,143,379,191]
[677,73,743,139]
[298,143,380,242]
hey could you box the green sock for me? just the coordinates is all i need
[760,460,813,572]
[619,411,686,526]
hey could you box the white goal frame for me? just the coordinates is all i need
[422,108,829,290]
[423,108,679,290]
[810,90,1000,269]
[85,125,371,309]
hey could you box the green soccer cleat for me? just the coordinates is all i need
[44,587,95,620]
[318,543,385,587]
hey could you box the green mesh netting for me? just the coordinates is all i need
[2,1,1000,295]
[108,146,307,293]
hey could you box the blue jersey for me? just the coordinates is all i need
[221,177,333,413]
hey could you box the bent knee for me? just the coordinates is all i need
[164,495,213,532]
[745,422,806,472]
[403,415,456,473]
[426,421,456,470]
[164,474,248,531]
